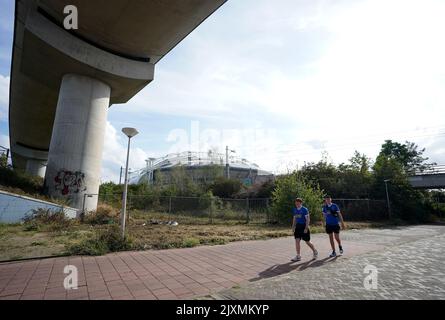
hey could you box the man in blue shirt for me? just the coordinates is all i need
[322,195,346,257]
[291,198,318,262]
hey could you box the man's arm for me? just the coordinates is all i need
[321,209,326,227]
[305,213,310,233]
[292,216,296,233]
[338,211,346,229]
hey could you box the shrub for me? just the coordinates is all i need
[0,166,43,194]
[84,204,119,225]
[210,177,242,198]
[67,225,132,256]
[271,172,325,224]
[23,208,72,232]
[182,238,200,248]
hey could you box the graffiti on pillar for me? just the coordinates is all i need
[54,170,86,195]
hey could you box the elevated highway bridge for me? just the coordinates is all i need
[408,165,445,189]
[9,0,226,211]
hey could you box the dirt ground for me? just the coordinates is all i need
[0,210,391,261]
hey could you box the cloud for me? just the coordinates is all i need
[105,0,445,173]
[0,75,9,122]
[0,134,9,148]
[100,122,149,183]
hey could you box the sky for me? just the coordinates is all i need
[0,0,444,182]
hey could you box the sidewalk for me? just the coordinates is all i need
[0,225,441,300]
[214,225,445,300]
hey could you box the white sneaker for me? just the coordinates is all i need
[291,255,301,262]
[313,250,318,260]
[329,251,337,258]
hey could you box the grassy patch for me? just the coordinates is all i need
[0,209,395,261]
[66,225,132,256]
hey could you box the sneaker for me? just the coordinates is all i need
[291,255,301,262]
[329,251,337,258]
[339,246,343,254]
[313,250,318,260]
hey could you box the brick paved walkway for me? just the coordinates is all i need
[0,225,442,300]
[213,225,445,300]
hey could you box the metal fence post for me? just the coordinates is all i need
[367,199,370,219]
[127,195,132,224]
[246,198,250,224]
[209,196,214,224]
[168,196,172,214]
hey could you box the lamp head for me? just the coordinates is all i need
[122,127,139,138]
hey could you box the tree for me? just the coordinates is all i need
[271,172,324,224]
[347,151,373,174]
[210,177,242,198]
[371,141,434,221]
[379,140,434,173]
[300,151,372,199]
[0,153,7,168]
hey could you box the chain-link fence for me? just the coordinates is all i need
[332,198,388,221]
[98,193,388,223]
[98,194,271,224]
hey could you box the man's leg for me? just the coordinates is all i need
[305,241,318,259]
[305,241,316,252]
[334,232,343,253]
[334,233,342,246]
[295,238,301,256]
[329,233,335,251]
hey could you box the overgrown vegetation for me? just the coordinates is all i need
[83,204,119,225]
[0,166,43,195]
[271,172,324,223]
[23,208,73,232]
[66,224,132,256]
[299,140,443,222]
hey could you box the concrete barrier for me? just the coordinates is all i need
[0,190,77,223]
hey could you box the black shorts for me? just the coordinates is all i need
[326,224,340,234]
[294,224,310,241]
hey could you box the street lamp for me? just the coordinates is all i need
[121,127,139,238]
[225,146,236,179]
[384,179,391,219]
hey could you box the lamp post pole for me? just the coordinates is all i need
[384,179,391,220]
[121,127,139,239]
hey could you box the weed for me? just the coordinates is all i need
[66,225,132,256]
[83,204,119,225]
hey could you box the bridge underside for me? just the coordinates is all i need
[9,0,226,211]
[408,174,445,189]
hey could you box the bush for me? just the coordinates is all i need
[67,225,132,256]
[210,177,242,198]
[0,167,43,194]
[84,204,119,225]
[23,208,72,232]
[182,238,200,248]
[271,172,324,224]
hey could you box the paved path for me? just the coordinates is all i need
[0,225,443,300]
[214,225,445,300]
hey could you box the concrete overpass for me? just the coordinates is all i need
[8,0,226,211]
[408,165,445,189]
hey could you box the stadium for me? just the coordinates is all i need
[128,150,274,186]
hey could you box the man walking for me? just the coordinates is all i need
[291,198,318,262]
[322,195,346,257]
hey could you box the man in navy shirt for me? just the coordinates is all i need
[322,195,346,257]
[291,198,318,262]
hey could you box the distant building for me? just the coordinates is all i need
[129,151,274,186]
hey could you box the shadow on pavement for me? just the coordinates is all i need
[249,257,337,282]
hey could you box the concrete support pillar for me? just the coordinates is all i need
[44,74,110,212]
[26,159,46,177]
